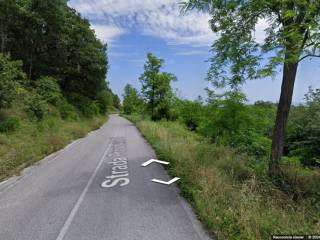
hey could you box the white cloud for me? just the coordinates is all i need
[254,18,269,44]
[178,50,209,56]
[90,24,127,44]
[69,0,215,47]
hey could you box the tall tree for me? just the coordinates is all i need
[139,53,176,120]
[122,84,143,114]
[184,0,320,179]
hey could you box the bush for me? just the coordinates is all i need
[79,100,100,118]
[34,76,62,105]
[0,54,26,108]
[57,99,79,120]
[177,99,204,131]
[96,89,113,114]
[66,93,100,118]
[0,111,20,133]
[24,94,48,120]
[286,88,320,167]
[231,130,272,158]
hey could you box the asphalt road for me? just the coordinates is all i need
[0,115,210,240]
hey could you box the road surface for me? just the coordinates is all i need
[0,115,210,240]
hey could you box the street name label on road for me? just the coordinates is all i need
[141,159,169,167]
[151,177,180,185]
[101,138,130,188]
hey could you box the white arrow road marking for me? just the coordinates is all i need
[151,177,180,185]
[141,159,169,167]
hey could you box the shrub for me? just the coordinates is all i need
[79,100,100,118]
[34,76,62,105]
[57,99,79,120]
[231,130,272,158]
[66,93,100,118]
[0,111,20,133]
[24,94,48,120]
[96,89,113,114]
[177,99,204,131]
[286,88,320,167]
[0,54,26,108]
[198,91,252,143]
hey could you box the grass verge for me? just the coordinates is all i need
[0,115,107,181]
[125,114,320,240]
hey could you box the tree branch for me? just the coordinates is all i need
[299,54,320,62]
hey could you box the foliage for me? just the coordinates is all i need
[57,99,79,120]
[122,84,144,114]
[175,98,204,131]
[24,94,48,121]
[0,0,112,113]
[0,111,20,133]
[96,88,113,114]
[183,0,320,87]
[287,88,320,167]
[198,91,251,142]
[0,54,25,108]
[139,53,176,120]
[112,93,121,109]
[34,76,62,105]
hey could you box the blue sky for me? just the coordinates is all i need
[69,0,320,104]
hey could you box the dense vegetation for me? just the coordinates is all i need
[0,0,117,179]
[123,52,320,239]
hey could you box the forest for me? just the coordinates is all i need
[0,0,119,180]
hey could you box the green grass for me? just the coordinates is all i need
[0,115,107,181]
[126,114,320,240]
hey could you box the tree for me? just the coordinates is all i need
[183,0,320,179]
[112,93,121,109]
[139,53,176,120]
[122,84,144,114]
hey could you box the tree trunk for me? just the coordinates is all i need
[269,59,298,179]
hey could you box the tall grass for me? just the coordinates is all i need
[0,115,107,181]
[127,115,320,240]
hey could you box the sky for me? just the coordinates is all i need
[68,0,320,104]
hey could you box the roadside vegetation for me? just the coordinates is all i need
[0,1,118,180]
[122,48,320,238]
[127,115,319,239]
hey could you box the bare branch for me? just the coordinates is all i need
[299,54,320,62]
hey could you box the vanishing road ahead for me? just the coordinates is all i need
[0,115,210,240]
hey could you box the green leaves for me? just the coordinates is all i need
[184,0,320,88]
[123,84,144,115]
[139,53,177,120]
[0,54,26,108]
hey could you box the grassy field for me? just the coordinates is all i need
[0,115,107,181]
[126,114,320,240]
